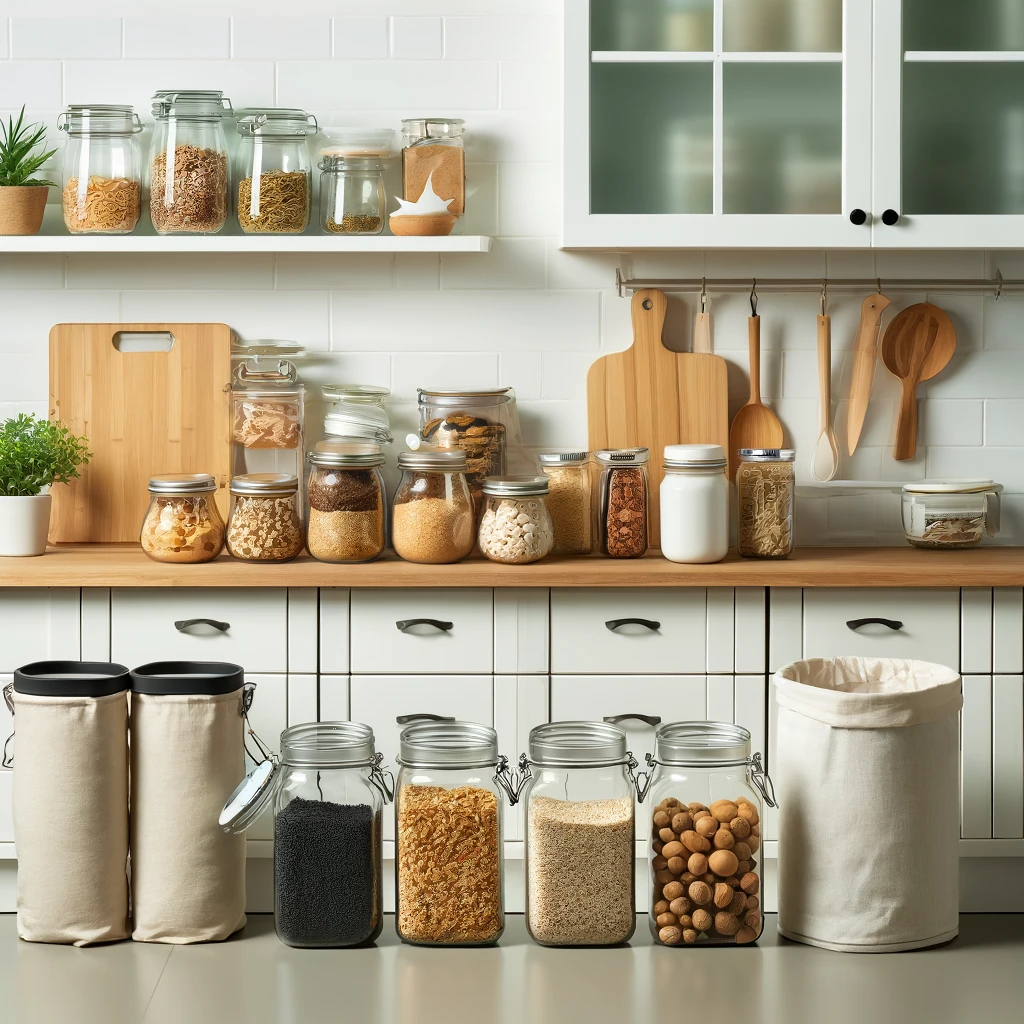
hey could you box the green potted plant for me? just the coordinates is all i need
[0,106,57,235]
[0,414,91,556]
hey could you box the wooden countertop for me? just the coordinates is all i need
[0,545,1022,587]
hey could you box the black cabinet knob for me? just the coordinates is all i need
[881,209,900,226]
[849,208,867,225]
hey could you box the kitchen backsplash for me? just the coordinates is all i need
[3,2,1024,545]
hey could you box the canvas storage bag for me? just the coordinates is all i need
[8,661,131,945]
[130,661,248,943]
[773,657,962,953]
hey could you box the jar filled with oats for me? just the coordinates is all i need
[226,474,303,563]
[140,473,225,563]
[736,448,795,559]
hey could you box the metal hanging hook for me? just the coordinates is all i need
[700,277,707,313]
[996,269,1004,300]
[876,277,882,295]
[820,280,827,316]
[749,279,758,316]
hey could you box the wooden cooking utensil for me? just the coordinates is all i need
[728,313,784,478]
[880,303,957,461]
[846,292,892,455]
[811,307,840,481]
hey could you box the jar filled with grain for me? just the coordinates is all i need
[595,448,650,558]
[392,450,475,564]
[539,451,592,555]
[226,474,303,563]
[140,473,225,564]
[306,448,386,563]
[401,118,465,217]
[736,448,795,559]
[478,477,555,565]
[645,721,775,948]
[522,721,642,947]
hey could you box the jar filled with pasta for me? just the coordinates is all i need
[736,448,795,559]
[140,473,225,563]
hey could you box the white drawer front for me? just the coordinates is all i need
[110,589,288,673]
[350,589,493,674]
[802,588,960,668]
[550,589,707,674]
[0,589,80,673]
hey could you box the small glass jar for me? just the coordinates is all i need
[140,473,225,564]
[401,118,466,216]
[538,452,592,555]
[595,448,650,558]
[235,109,316,234]
[522,722,642,947]
[322,384,393,447]
[392,451,476,564]
[901,479,1002,549]
[736,448,795,559]
[478,477,554,564]
[58,104,143,234]
[149,90,231,234]
[660,444,729,564]
[645,721,775,948]
[319,156,387,235]
[226,473,303,563]
[306,448,386,563]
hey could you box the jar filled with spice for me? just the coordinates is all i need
[478,477,555,565]
[140,473,225,563]
[736,448,795,559]
[306,448,386,563]
[401,118,465,217]
[538,452,592,555]
[225,474,303,563]
[58,104,143,234]
[595,448,650,558]
[660,444,729,564]
[392,451,476,564]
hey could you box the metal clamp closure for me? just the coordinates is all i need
[2,683,12,769]
[368,753,395,803]
[644,751,777,809]
[627,751,652,803]
[241,682,274,767]
[493,753,531,806]
[749,752,777,808]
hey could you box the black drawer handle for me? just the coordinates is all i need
[396,618,453,633]
[846,617,904,632]
[604,714,662,727]
[396,714,457,725]
[606,618,661,632]
[175,618,230,633]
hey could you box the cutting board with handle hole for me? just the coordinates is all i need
[587,289,729,547]
[49,322,232,543]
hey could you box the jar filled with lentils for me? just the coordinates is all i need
[595,448,649,558]
[306,448,386,563]
[226,473,303,562]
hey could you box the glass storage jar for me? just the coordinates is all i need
[306,448,386,563]
[478,477,554,564]
[401,118,465,216]
[392,450,476,564]
[736,448,795,559]
[644,721,775,948]
[140,473,225,564]
[901,479,1002,549]
[149,90,231,234]
[522,721,643,947]
[660,444,729,564]
[595,448,650,558]
[538,452,592,555]
[321,384,392,447]
[58,104,143,234]
[226,473,303,563]
[235,109,316,234]
[394,719,523,946]
[319,155,387,235]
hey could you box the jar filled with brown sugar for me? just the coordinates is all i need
[539,451,592,555]
[595,448,650,559]
[226,473,303,563]
[140,473,225,563]
[736,448,795,559]
[306,448,386,563]
[401,118,465,217]
[392,450,475,564]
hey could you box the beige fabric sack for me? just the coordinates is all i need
[12,689,130,945]
[773,657,962,953]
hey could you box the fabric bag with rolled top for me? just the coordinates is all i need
[773,657,962,952]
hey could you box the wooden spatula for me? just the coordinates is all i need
[728,313,784,478]
[846,292,892,455]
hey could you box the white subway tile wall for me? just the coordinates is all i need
[0,2,1022,543]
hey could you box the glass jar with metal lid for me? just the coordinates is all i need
[140,473,225,564]
[538,452,592,555]
[306,447,386,563]
[644,721,775,948]
[58,104,143,234]
[149,90,232,234]
[392,450,476,564]
[401,118,465,217]
[736,448,795,559]
[521,721,647,947]
[321,384,392,447]
[595,448,650,558]
[661,443,729,564]
[478,476,554,564]
[394,717,524,946]
[901,479,1002,549]
[225,474,303,563]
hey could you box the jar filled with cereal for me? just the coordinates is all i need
[226,473,303,563]
[140,473,225,563]
[478,476,554,565]
[595,449,650,559]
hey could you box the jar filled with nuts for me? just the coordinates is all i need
[226,473,303,562]
[478,476,555,565]
[140,473,226,563]
[595,448,650,558]
[645,722,776,948]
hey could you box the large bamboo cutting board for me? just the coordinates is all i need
[588,290,729,547]
[49,323,232,543]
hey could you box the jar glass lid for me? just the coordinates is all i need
[417,386,513,405]
[398,720,499,769]
[739,449,796,462]
[655,721,751,765]
[58,105,142,136]
[401,118,465,138]
[903,479,999,495]
[151,90,232,120]
[307,448,385,469]
[281,721,378,767]
[322,384,391,402]
[664,443,727,468]
[482,475,549,497]
[529,721,628,767]
[230,473,298,496]
[148,473,217,494]
[538,451,589,465]
[236,109,317,137]
[398,450,469,472]
[594,448,650,466]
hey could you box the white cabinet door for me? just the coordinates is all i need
[245,674,288,841]
[0,589,80,673]
[961,675,993,839]
[993,675,1024,839]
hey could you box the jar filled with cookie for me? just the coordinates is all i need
[140,473,225,563]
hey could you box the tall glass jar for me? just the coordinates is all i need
[736,448,795,559]
[58,104,143,234]
[595,448,650,558]
[322,384,393,447]
[226,474,303,563]
[401,118,465,216]
[522,722,642,947]
[306,448,386,563]
[319,156,386,235]
[645,722,775,948]
[539,452,592,555]
[149,90,231,234]
[660,444,729,564]
[478,477,554,565]
[140,473,225,564]
[392,450,476,564]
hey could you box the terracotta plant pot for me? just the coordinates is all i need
[0,185,49,235]
[388,213,456,237]
[0,493,52,556]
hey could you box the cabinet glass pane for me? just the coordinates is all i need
[722,63,841,214]
[904,0,1024,51]
[903,63,1024,214]
[723,0,842,53]
[591,63,713,213]
[591,0,714,51]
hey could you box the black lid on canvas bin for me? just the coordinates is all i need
[13,661,131,697]
[131,661,246,696]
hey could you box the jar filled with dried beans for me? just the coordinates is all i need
[539,452,592,555]
[736,448,795,559]
[306,448,386,563]
[401,118,465,217]
[226,474,303,563]
[478,477,554,565]
[595,448,650,558]
[392,450,475,564]
[140,473,225,563]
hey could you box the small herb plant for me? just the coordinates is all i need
[0,414,91,497]
[0,106,57,188]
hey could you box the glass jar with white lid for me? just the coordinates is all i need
[901,479,1002,548]
[660,443,729,564]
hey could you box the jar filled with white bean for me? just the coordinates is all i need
[478,476,554,564]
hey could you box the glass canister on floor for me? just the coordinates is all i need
[401,118,466,217]
[538,452,592,555]
[660,444,729,564]
[140,473,225,563]
[478,477,554,564]
[392,450,476,564]
[736,448,795,559]
[306,447,386,563]
[225,474,303,563]
[595,448,650,558]
[522,721,644,947]
[58,104,143,233]
[645,721,775,948]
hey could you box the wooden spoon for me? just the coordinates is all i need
[729,314,784,478]
[880,303,957,461]
[811,310,839,481]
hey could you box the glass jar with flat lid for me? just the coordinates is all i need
[226,474,303,563]
[736,448,795,559]
[538,452,592,555]
[392,450,475,564]
[140,473,225,564]
[901,479,1002,549]
[478,476,554,564]
[595,448,650,558]
[306,448,386,563]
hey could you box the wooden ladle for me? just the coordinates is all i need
[881,303,956,460]
[728,313,784,478]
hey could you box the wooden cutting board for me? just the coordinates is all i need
[587,289,729,547]
[49,323,232,543]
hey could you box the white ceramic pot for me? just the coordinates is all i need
[0,493,52,556]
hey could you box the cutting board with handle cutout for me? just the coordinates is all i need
[49,322,232,543]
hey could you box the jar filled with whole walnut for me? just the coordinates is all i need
[140,473,225,563]
[736,448,795,559]
[595,448,650,558]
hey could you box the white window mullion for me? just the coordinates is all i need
[713,0,724,215]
